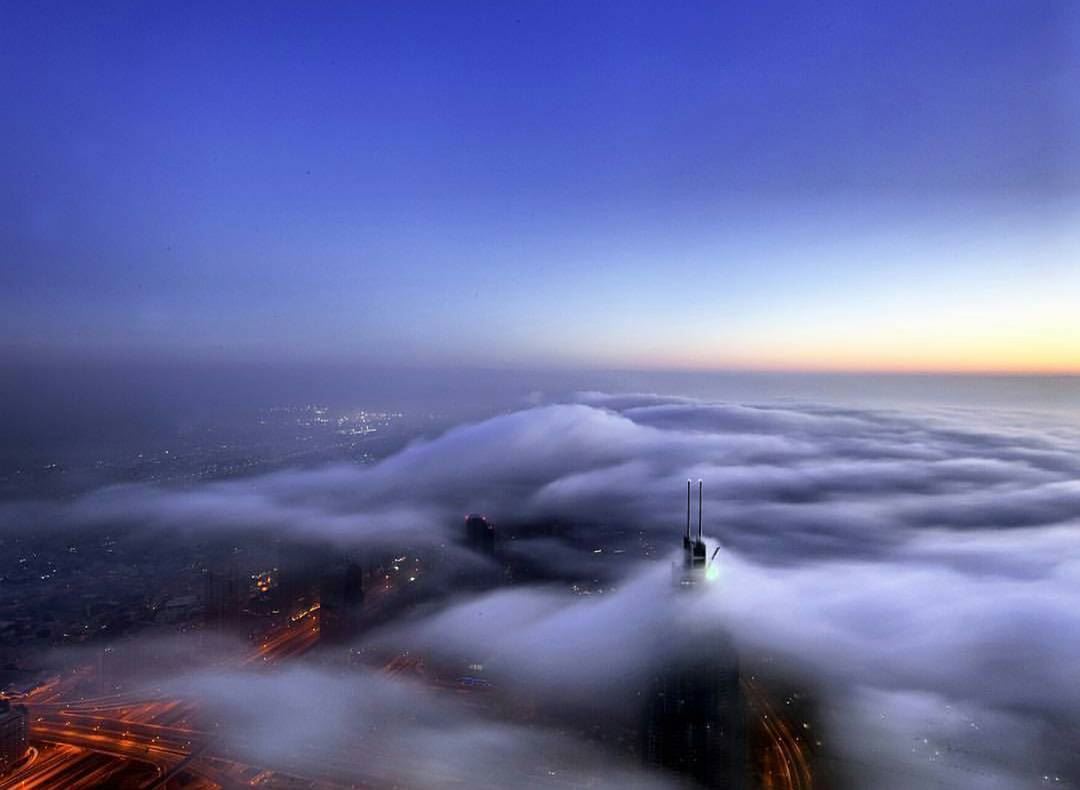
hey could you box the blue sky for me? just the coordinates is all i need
[2,1,1077,371]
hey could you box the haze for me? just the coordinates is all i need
[1,4,1079,790]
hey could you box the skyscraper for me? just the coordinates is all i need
[319,560,365,644]
[643,481,746,788]
[0,700,28,775]
[203,563,243,632]
[464,514,497,556]
[642,628,745,788]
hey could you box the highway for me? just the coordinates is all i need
[2,567,815,789]
[0,742,161,790]
[243,603,322,667]
[744,678,814,790]
[3,605,325,789]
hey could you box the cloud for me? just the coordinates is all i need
[14,393,1080,786]
[167,665,676,789]
[18,397,1079,560]
[368,563,687,716]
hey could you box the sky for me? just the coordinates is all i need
[2,0,1078,373]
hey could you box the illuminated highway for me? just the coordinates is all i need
[243,603,322,667]
[4,604,326,789]
[0,742,161,790]
[0,591,446,788]
[744,678,814,790]
[1,559,814,789]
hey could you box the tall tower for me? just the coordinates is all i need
[0,700,28,775]
[676,479,709,588]
[464,514,497,556]
[204,563,243,632]
[319,559,365,644]
[645,481,746,788]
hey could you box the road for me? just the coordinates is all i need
[0,742,161,790]
[4,604,325,789]
[744,677,815,790]
[4,573,813,789]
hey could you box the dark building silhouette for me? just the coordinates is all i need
[274,541,358,618]
[0,700,28,775]
[274,542,318,618]
[643,481,746,788]
[463,513,508,587]
[642,629,745,788]
[204,564,243,632]
[677,478,709,587]
[319,560,365,644]
[272,541,375,643]
[464,513,497,556]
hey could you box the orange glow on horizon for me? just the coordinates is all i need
[590,341,1080,376]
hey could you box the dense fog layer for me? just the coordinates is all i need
[11,392,1080,788]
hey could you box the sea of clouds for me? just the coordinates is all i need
[10,392,1080,788]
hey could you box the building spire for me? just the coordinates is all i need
[686,479,692,543]
[697,479,703,541]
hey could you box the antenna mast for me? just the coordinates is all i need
[697,479,703,541]
[686,479,691,542]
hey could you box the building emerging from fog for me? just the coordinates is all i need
[0,700,29,775]
[203,563,244,632]
[319,559,365,644]
[642,481,746,788]
[464,513,497,556]
[463,513,508,587]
